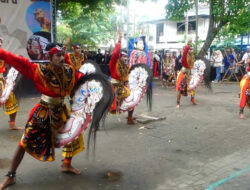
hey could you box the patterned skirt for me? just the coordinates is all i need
[19,100,84,162]
[109,83,130,114]
[176,71,196,97]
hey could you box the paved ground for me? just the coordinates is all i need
[1,81,250,190]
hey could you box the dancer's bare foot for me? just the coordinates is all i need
[9,122,23,130]
[9,126,23,130]
[239,113,245,119]
[191,99,198,105]
[176,104,180,109]
[127,119,137,125]
[61,164,81,175]
[0,177,15,190]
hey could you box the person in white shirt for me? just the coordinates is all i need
[237,46,250,72]
[211,50,223,82]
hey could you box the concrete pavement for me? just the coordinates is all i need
[0,81,250,190]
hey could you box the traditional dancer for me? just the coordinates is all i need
[65,43,85,70]
[0,37,22,130]
[109,34,136,124]
[239,58,250,119]
[0,43,96,189]
[109,34,152,124]
[64,44,87,163]
[162,51,175,87]
[176,41,198,108]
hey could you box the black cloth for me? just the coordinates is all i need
[210,66,216,81]
[175,55,182,71]
[95,53,104,64]
[104,54,111,65]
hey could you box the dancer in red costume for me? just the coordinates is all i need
[176,41,197,108]
[239,58,250,119]
[109,34,137,124]
[0,43,86,189]
[65,43,85,70]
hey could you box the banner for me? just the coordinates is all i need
[0,0,52,61]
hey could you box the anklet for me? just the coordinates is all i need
[6,171,16,178]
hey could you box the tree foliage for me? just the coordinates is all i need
[56,0,153,48]
[166,0,250,57]
[56,1,119,49]
[57,0,125,10]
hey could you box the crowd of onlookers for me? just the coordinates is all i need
[210,46,250,82]
[82,49,112,75]
[82,49,111,65]
[151,46,250,84]
[81,46,250,83]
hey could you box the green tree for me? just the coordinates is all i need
[55,0,151,48]
[57,0,125,10]
[56,2,118,49]
[166,0,250,57]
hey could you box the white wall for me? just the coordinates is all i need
[147,17,210,51]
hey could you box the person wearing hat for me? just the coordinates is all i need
[176,40,197,108]
[0,42,86,189]
[109,33,137,124]
[0,37,22,130]
[65,43,85,70]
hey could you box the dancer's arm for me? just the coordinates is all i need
[181,45,190,68]
[109,42,121,72]
[0,48,37,81]
[65,53,71,65]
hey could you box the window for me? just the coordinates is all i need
[156,23,164,43]
[177,21,196,34]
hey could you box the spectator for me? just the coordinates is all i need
[102,50,111,76]
[211,50,223,82]
[223,48,236,76]
[104,50,111,65]
[237,46,250,72]
[175,50,183,72]
[172,51,177,62]
[153,51,160,78]
[95,49,104,64]
[171,51,177,73]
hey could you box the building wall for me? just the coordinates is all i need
[146,17,210,51]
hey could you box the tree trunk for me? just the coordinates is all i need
[197,0,221,58]
[197,27,219,58]
[197,0,229,58]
